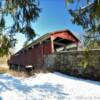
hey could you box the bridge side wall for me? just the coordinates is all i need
[44,50,100,81]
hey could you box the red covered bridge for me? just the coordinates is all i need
[8,29,79,71]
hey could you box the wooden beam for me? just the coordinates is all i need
[56,38,64,42]
[51,36,54,53]
[54,41,66,47]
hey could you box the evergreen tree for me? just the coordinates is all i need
[66,0,100,47]
[0,0,41,56]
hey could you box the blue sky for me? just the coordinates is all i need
[15,0,84,52]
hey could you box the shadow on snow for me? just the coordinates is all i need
[32,82,69,99]
[54,72,100,86]
[0,74,33,93]
[0,73,69,99]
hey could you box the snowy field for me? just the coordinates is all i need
[0,72,100,100]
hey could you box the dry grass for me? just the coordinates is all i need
[0,66,52,77]
[0,67,8,74]
[7,69,48,77]
[7,70,30,77]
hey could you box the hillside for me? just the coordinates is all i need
[0,56,9,68]
[0,72,100,100]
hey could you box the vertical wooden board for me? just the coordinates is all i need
[43,42,52,55]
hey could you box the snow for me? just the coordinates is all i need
[0,72,100,100]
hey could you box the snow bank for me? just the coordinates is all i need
[0,72,100,100]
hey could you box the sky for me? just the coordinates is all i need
[15,0,84,52]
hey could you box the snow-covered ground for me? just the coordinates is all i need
[0,72,100,100]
